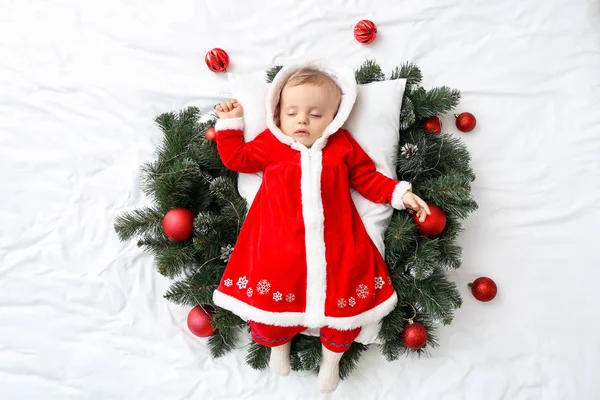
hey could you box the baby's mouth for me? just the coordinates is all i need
[295,129,309,136]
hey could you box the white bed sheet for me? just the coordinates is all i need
[2,0,600,399]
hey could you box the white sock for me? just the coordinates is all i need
[269,342,291,376]
[317,345,344,393]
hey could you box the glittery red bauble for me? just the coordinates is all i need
[412,204,447,238]
[353,20,377,44]
[187,306,216,337]
[205,127,216,141]
[423,116,442,134]
[455,112,477,132]
[205,48,229,73]
[469,277,498,302]
[162,208,194,242]
[402,322,428,349]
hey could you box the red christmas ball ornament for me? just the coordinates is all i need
[162,208,195,242]
[187,305,216,337]
[469,277,498,302]
[402,321,428,350]
[455,112,477,132]
[353,20,377,44]
[423,116,442,134]
[205,127,216,141]
[412,204,447,238]
[401,303,428,350]
[205,48,229,73]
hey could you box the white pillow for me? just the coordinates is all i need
[225,72,406,343]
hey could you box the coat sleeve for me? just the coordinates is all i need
[345,130,412,210]
[214,118,271,173]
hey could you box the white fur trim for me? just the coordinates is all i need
[215,117,244,132]
[391,181,412,210]
[265,61,357,151]
[301,149,327,327]
[213,289,398,330]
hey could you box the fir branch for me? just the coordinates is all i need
[164,264,220,306]
[266,65,283,83]
[208,309,245,358]
[290,335,322,371]
[401,270,462,324]
[355,59,385,84]
[404,238,441,280]
[246,342,270,370]
[198,139,226,172]
[399,97,417,130]
[156,243,198,279]
[419,173,477,219]
[114,207,163,241]
[412,87,461,118]
[380,337,406,361]
[390,62,423,87]
[339,342,368,380]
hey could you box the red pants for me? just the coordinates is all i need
[249,321,361,353]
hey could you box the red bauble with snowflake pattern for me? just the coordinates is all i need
[354,20,378,44]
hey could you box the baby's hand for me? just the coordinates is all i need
[402,192,431,222]
[216,99,243,119]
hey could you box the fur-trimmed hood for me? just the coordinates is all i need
[265,61,357,152]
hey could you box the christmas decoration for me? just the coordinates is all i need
[469,277,497,302]
[401,143,418,159]
[402,322,428,349]
[205,127,216,141]
[401,304,428,350]
[220,244,234,263]
[114,60,477,378]
[455,112,476,132]
[187,305,216,337]
[162,208,195,242]
[423,116,442,134]
[412,204,447,238]
[205,48,229,73]
[353,20,377,44]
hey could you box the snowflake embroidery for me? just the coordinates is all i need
[286,293,295,303]
[224,278,233,287]
[356,284,369,299]
[348,297,356,307]
[256,280,271,295]
[337,298,347,308]
[273,291,282,302]
[236,276,248,289]
[374,276,385,290]
[246,288,253,297]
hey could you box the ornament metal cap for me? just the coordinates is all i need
[401,303,417,324]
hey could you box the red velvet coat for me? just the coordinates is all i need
[212,62,411,330]
[212,121,410,330]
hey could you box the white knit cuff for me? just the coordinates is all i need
[215,117,244,131]
[391,181,412,210]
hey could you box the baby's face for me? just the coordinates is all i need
[278,83,340,148]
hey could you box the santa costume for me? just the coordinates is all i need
[212,62,411,346]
